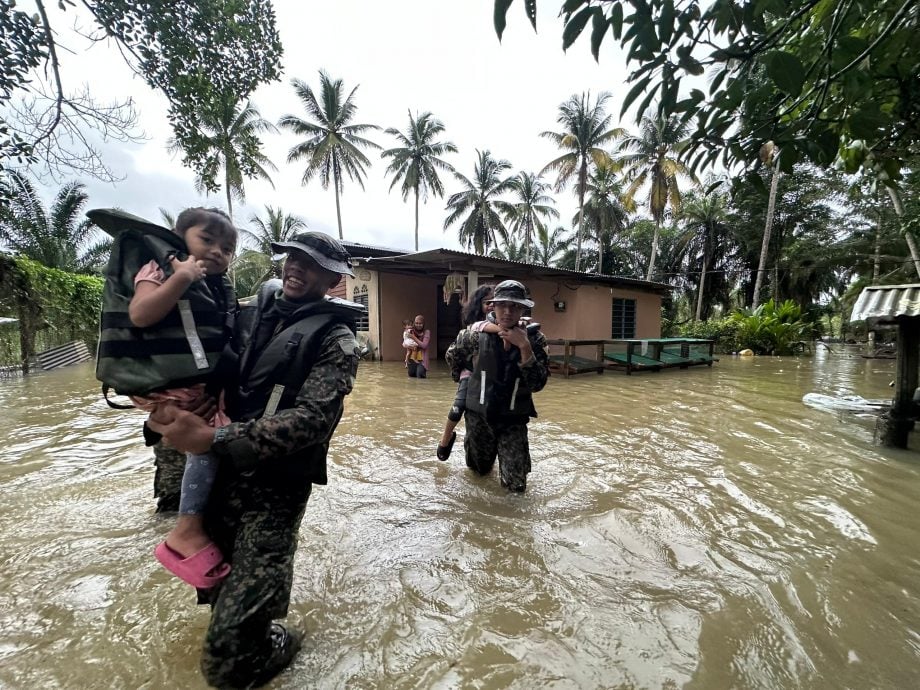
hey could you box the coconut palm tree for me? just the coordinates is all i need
[541,91,622,272]
[677,188,731,321]
[617,112,698,281]
[279,70,381,239]
[158,208,176,229]
[499,171,558,263]
[0,171,108,272]
[533,224,570,267]
[753,141,781,308]
[169,94,277,221]
[381,110,457,251]
[238,205,307,279]
[488,232,529,262]
[230,250,272,298]
[443,149,515,255]
[579,160,632,274]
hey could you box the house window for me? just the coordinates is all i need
[611,298,636,339]
[353,285,369,330]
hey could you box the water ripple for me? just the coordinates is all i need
[2,356,920,687]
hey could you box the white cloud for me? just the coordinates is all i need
[24,0,631,252]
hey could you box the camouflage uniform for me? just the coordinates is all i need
[198,322,360,687]
[446,327,549,492]
[152,440,184,513]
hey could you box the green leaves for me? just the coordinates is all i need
[490,0,920,184]
[494,0,538,40]
[590,7,608,60]
[88,1,283,183]
[563,6,593,51]
[761,51,806,97]
[493,0,515,40]
[847,108,890,140]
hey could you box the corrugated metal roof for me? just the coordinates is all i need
[850,284,920,323]
[355,248,671,293]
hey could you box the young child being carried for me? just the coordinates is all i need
[99,207,238,589]
[402,319,416,367]
[436,285,496,460]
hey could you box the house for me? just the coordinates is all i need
[332,243,671,362]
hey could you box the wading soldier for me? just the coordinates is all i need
[150,231,365,688]
[445,280,549,492]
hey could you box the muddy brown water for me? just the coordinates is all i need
[1,351,919,689]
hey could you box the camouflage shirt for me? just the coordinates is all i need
[446,327,550,393]
[220,323,360,466]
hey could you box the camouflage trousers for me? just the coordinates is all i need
[152,441,185,512]
[199,473,312,688]
[463,411,531,492]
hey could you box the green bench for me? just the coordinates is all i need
[603,351,663,373]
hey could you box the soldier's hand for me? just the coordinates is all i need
[147,405,216,455]
[500,325,528,349]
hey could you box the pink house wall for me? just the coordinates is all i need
[375,272,662,362]
[527,280,661,340]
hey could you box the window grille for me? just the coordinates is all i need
[611,298,636,339]
[353,285,369,330]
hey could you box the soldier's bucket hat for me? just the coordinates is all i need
[271,232,355,277]
[491,279,534,308]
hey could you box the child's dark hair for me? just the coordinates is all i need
[462,284,495,326]
[173,207,237,243]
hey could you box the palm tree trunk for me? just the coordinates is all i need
[414,187,420,251]
[525,218,532,264]
[753,165,781,309]
[575,165,586,272]
[334,177,344,240]
[872,205,881,283]
[597,229,603,275]
[887,186,920,279]
[575,198,585,272]
[695,242,709,322]
[645,219,660,281]
[224,164,233,223]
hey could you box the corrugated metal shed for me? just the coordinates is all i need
[850,284,920,324]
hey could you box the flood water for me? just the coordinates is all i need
[1,351,920,689]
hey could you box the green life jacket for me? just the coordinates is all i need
[465,331,537,423]
[90,208,237,400]
[233,282,365,422]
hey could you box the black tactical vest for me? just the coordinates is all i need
[465,331,537,422]
[233,283,365,422]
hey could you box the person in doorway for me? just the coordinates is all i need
[445,280,549,492]
[96,207,238,589]
[436,284,494,460]
[404,314,430,378]
[148,230,365,689]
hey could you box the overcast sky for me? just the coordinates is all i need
[28,0,633,252]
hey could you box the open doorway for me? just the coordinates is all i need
[436,286,463,359]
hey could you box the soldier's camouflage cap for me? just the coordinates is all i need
[271,232,355,277]
[492,280,534,308]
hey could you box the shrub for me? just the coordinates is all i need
[0,255,103,370]
[674,317,740,353]
[727,299,809,355]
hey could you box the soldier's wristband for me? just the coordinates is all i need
[212,428,259,473]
